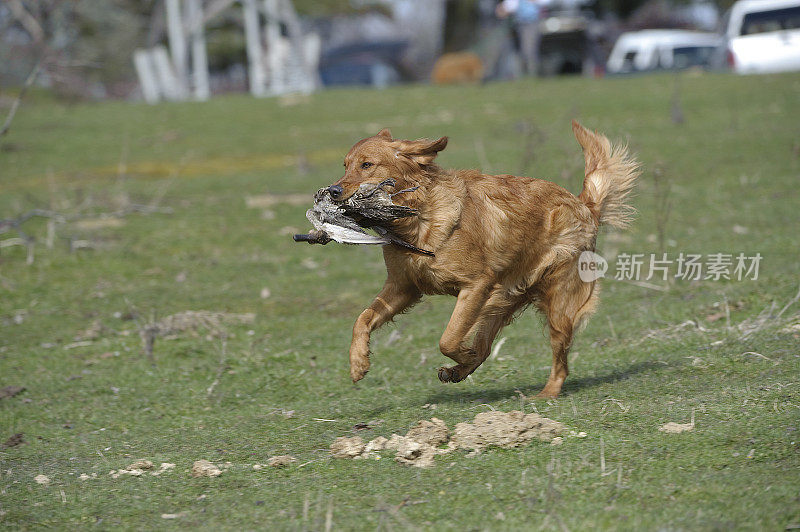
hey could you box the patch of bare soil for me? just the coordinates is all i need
[659,422,694,433]
[330,412,566,468]
[109,461,175,478]
[126,459,154,471]
[330,421,450,468]
[0,385,25,400]
[379,434,443,468]
[2,433,23,449]
[75,319,109,341]
[267,455,297,468]
[451,411,565,451]
[330,436,366,458]
[659,411,696,434]
[150,463,176,476]
[191,460,222,477]
[405,418,448,447]
[154,311,255,338]
[76,310,256,348]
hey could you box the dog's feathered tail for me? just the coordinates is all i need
[572,120,640,229]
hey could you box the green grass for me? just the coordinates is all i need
[1,73,799,530]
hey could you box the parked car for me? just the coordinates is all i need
[720,0,800,74]
[539,12,593,76]
[318,40,407,87]
[606,30,721,74]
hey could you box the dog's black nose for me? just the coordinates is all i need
[328,185,344,199]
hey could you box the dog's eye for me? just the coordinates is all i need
[361,162,373,169]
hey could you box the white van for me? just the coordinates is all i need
[606,30,722,74]
[722,0,800,74]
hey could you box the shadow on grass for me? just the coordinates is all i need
[422,360,670,405]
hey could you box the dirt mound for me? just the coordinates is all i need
[452,411,565,451]
[126,459,154,471]
[155,311,255,337]
[329,412,565,468]
[330,436,366,458]
[659,422,694,433]
[405,417,448,447]
[659,411,695,434]
[191,460,222,477]
[267,455,297,468]
[330,419,451,468]
[359,433,446,468]
[150,463,176,476]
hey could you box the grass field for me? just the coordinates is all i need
[1,72,799,530]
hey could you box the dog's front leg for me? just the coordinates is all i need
[437,281,494,383]
[350,280,420,383]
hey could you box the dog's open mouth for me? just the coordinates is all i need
[293,179,434,256]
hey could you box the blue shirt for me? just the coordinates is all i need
[515,0,541,23]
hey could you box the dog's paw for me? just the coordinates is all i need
[535,387,560,399]
[437,366,465,383]
[350,361,370,383]
[349,346,371,383]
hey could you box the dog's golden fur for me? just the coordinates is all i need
[333,121,639,397]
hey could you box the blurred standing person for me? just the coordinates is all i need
[496,0,547,76]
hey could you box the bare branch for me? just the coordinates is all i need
[0,209,65,239]
[7,0,45,43]
[0,57,43,139]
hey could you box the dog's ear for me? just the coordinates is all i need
[396,136,448,165]
[377,128,393,140]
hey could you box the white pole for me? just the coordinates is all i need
[165,0,188,97]
[281,0,316,93]
[302,33,321,91]
[263,0,283,94]
[133,49,161,104]
[186,0,210,100]
[152,46,183,101]
[243,0,266,96]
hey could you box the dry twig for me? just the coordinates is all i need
[652,164,672,254]
[777,283,800,319]
[206,334,229,399]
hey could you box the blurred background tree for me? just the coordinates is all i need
[0,0,736,99]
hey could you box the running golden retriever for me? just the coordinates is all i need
[327,121,639,398]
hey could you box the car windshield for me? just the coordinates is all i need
[741,6,800,35]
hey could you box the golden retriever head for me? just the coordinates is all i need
[329,129,448,201]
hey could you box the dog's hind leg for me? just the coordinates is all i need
[536,267,598,398]
[438,287,524,383]
[436,281,495,383]
[350,280,421,383]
